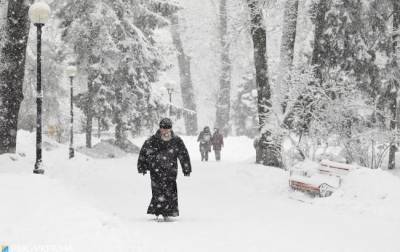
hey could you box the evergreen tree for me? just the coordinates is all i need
[305,0,398,166]
[58,0,168,148]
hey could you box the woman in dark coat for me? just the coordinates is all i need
[137,118,191,220]
[197,126,212,161]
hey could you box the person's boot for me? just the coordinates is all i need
[216,151,221,161]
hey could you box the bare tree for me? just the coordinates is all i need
[170,14,198,135]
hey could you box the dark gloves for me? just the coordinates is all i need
[183,172,190,177]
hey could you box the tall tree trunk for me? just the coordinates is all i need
[85,54,102,148]
[215,0,232,136]
[86,72,95,148]
[286,0,328,137]
[311,0,329,80]
[388,0,400,170]
[247,0,270,129]
[389,95,396,169]
[247,0,281,167]
[97,117,101,138]
[170,14,198,135]
[280,0,298,67]
[0,0,32,154]
[278,0,298,113]
[114,85,125,148]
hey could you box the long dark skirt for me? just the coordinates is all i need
[147,172,179,217]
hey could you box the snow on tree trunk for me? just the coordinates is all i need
[0,0,31,154]
[170,14,198,135]
[215,0,232,136]
[247,1,269,130]
[247,0,281,167]
[277,0,298,113]
[388,0,400,170]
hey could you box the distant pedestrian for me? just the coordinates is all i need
[211,128,224,161]
[197,126,212,161]
[137,118,191,221]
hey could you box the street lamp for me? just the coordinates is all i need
[165,83,174,117]
[29,1,51,174]
[66,65,77,159]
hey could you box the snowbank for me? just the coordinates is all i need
[0,169,132,251]
[1,131,399,251]
[288,159,400,220]
[76,139,140,159]
[290,159,321,176]
[317,168,400,219]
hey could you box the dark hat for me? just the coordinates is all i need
[159,118,172,129]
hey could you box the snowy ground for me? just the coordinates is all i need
[1,131,400,251]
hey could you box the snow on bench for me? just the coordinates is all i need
[318,159,356,176]
[289,160,358,197]
[289,173,341,195]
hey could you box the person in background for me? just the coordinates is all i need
[211,128,224,161]
[137,118,191,221]
[197,126,212,161]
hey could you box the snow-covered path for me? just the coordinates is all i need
[1,133,400,251]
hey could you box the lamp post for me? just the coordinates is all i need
[66,65,77,159]
[29,2,50,174]
[165,83,174,117]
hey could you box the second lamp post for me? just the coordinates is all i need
[165,83,174,117]
[66,65,77,159]
[29,2,50,174]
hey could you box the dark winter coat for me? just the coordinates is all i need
[137,130,191,217]
[211,132,224,151]
[197,130,212,152]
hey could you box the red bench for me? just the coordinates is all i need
[289,160,356,197]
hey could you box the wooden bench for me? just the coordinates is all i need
[289,160,357,197]
[318,159,355,177]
